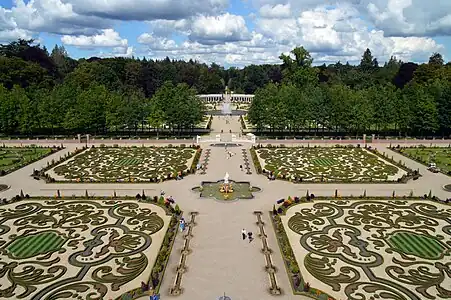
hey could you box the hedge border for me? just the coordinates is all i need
[251,144,420,184]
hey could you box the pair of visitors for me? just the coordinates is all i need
[248,232,253,243]
[241,229,253,242]
[176,171,183,180]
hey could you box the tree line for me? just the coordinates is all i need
[0,40,206,136]
[0,39,450,137]
[248,48,451,137]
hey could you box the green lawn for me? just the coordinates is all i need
[0,147,52,174]
[400,147,451,175]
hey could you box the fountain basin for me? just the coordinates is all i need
[192,180,261,201]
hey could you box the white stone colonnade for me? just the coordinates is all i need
[198,94,254,103]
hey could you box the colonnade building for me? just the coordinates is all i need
[198,94,254,103]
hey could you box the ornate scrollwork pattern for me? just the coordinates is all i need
[0,200,168,299]
[284,200,451,300]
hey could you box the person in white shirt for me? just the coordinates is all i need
[241,229,247,240]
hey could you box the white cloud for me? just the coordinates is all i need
[137,33,178,50]
[255,18,298,44]
[0,0,448,66]
[0,7,34,42]
[137,2,444,66]
[250,0,451,37]
[146,19,191,37]
[252,4,443,64]
[7,0,110,35]
[0,28,33,43]
[189,13,250,44]
[61,29,128,48]
[68,0,228,21]
[259,3,291,18]
[366,0,451,37]
[139,13,251,45]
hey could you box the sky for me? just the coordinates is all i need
[0,0,450,68]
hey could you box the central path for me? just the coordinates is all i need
[172,115,273,300]
[159,116,303,299]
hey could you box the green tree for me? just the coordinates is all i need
[0,84,17,134]
[279,47,318,88]
[428,53,444,66]
[359,48,378,73]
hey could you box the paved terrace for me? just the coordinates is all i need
[0,116,450,300]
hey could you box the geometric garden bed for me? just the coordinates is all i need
[45,145,201,183]
[0,197,178,300]
[253,146,409,183]
[273,197,451,300]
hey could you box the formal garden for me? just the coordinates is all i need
[44,145,201,182]
[251,145,411,182]
[392,146,451,176]
[272,196,451,300]
[0,195,182,300]
[0,146,60,176]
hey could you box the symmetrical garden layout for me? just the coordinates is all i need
[48,146,198,182]
[281,200,451,300]
[0,147,54,175]
[0,199,170,299]
[256,147,406,182]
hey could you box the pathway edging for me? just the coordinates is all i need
[254,211,282,295]
[169,212,198,296]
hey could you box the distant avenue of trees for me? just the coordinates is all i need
[0,39,450,137]
[248,48,451,137]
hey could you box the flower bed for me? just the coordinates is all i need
[253,144,416,183]
[271,194,449,300]
[0,194,180,300]
[41,145,202,183]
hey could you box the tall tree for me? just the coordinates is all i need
[279,47,318,88]
[359,48,378,73]
[428,53,444,66]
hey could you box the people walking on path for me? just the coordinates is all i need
[248,231,253,243]
[180,218,186,232]
[240,164,243,171]
[241,229,247,240]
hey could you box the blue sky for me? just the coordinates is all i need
[1,0,450,67]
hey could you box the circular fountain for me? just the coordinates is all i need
[191,173,261,201]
